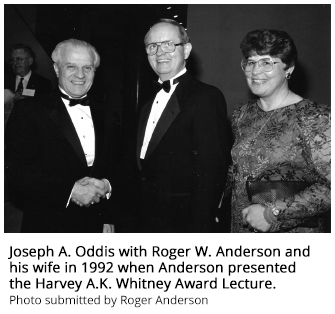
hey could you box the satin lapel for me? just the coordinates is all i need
[136,98,154,170]
[175,71,191,103]
[145,92,180,161]
[90,101,105,171]
[44,94,87,166]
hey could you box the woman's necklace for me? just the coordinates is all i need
[249,90,290,146]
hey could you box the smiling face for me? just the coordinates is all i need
[145,22,192,81]
[244,53,291,100]
[53,44,95,98]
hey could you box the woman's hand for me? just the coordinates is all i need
[242,204,271,232]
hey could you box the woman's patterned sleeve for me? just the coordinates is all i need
[276,103,331,228]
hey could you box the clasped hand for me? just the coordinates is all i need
[242,204,271,232]
[71,177,109,207]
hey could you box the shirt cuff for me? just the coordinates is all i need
[66,184,75,207]
[102,179,112,199]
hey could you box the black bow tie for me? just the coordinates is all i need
[59,91,90,107]
[153,76,182,94]
[153,80,171,93]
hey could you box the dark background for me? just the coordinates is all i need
[4,4,331,232]
[4,4,330,134]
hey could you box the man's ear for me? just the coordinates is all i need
[53,63,60,78]
[28,57,34,66]
[184,43,192,60]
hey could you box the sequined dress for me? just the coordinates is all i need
[226,99,331,233]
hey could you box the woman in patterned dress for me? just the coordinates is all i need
[227,29,330,233]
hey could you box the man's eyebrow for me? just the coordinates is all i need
[147,40,171,45]
[64,62,94,67]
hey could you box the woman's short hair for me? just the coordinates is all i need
[51,39,100,69]
[240,29,297,69]
[144,18,190,45]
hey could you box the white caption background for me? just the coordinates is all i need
[1,233,334,314]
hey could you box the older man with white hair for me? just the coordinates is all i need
[5,39,118,233]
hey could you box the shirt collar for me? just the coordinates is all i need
[158,67,187,84]
[16,70,32,82]
[58,86,87,99]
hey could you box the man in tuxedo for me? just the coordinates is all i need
[5,39,116,233]
[136,19,228,232]
[6,43,52,98]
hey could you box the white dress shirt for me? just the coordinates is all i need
[140,68,186,159]
[59,87,111,209]
[61,89,95,167]
[15,70,32,91]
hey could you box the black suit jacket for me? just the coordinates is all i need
[5,72,52,96]
[5,90,118,233]
[135,72,229,232]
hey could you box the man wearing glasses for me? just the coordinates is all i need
[6,43,52,99]
[5,44,52,126]
[135,19,228,232]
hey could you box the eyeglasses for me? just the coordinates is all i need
[241,57,280,72]
[146,40,184,56]
[9,57,30,64]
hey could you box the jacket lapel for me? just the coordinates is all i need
[11,76,16,92]
[136,97,154,170]
[44,93,87,166]
[26,72,36,90]
[144,91,180,161]
[137,72,191,168]
[90,101,105,171]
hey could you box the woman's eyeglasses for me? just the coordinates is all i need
[241,57,280,72]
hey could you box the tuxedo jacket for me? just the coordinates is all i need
[5,90,118,233]
[5,71,52,96]
[135,72,229,232]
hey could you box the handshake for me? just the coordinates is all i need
[71,177,111,207]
